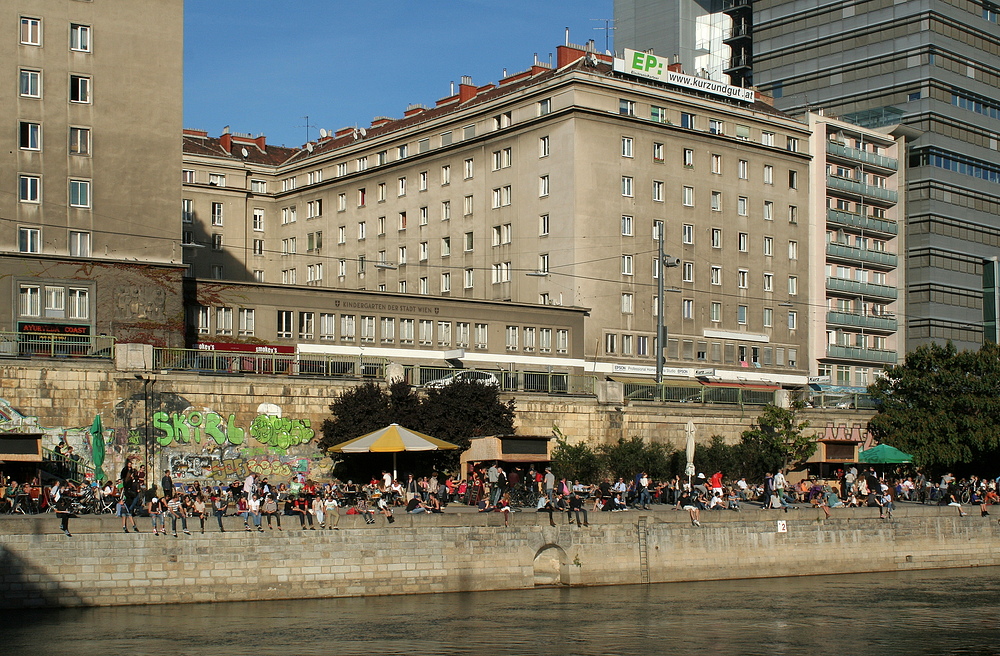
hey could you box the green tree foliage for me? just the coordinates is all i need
[598,436,675,481]
[736,404,816,480]
[319,379,515,480]
[867,341,1000,473]
[549,430,603,484]
[694,435,741,480]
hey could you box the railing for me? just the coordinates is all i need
[808,392,877,410]
[826,311,898,332]
[406,366,596,396]
[826,208,898,235]
[43,448,94,484]
[826,344,898,364]
[826,141,898,170]
[153,347,387,379]
[826,175,898,203]
[0,331,115,359]
[826,242,898,268]
[624,381,776,406]
[826,277,898,300]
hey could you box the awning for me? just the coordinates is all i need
[609,376,700,387]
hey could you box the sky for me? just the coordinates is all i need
[184,0,614,148]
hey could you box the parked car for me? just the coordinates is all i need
[423,370,500,388]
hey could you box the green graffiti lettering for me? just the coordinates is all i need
[203,412,225,445]
[186,411,203,444]
[226,413,245,445]
[169,413,190,445]
[152,411,173,445]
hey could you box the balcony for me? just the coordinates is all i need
[826,141,898,171]
[827,175,898,204]
[826,311,898,333]
[826,344,898,364]
[826,277,898,300]
[826,242,898,268]
[826,208,898,236]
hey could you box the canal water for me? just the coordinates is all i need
[4,567,999,655]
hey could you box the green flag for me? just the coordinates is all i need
[90,414,106,481]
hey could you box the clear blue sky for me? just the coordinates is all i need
[184,1,614,148]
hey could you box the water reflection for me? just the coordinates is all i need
[4,567,1000,655]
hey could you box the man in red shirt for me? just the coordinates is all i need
[709,471,724,496]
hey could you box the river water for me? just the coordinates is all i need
[4,567,999,655]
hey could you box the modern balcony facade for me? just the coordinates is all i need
[826,277,898,301]
[826,344,898,365]
[826,208,898,236]
[826,141,899,171]
[826,175,898,204]
[826,242,898,269]
[826,311,898,333]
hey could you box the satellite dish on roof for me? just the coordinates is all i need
[358,128,367,138]
[319,128,328,138]
[351,129,361,140]
[241,147,249,158]
[306,142,314,153]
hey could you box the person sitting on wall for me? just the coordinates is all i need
[536,494,556,526]
[678,488,701,527]
[568,492,589,527]
[495,493,512,527]
[406,496,430,513]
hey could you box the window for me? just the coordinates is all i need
[788,276,798,295]
[711,154,722,174]
[621,136,633,158]
[441,237,451,257]
[763,273,773,292]
[441,165,451,185]
[788,311,798,330]
[682,224,694,244]
[69,230,91,257]
[738,269,749,289]
[622,293,634,314]
[738,305,748,325]
[464,195,474,215]
[683,186,694,206]
[621,215,633,236]
[19,175,40,203]
[493,112,512,130]
[278,311,295,339]
[711,228,722,249]
[788,205,798,224]
[763,165,773,185]
[653,142,664,162]
[539,328,552,353]
[621,176,633,197]
[763,200,774,222]
[239,308,256,337]
[20,69,41,98]
[763,236,774,257]
[398,177,406,196]
[537,253,549,274]
[762,131,775,146]
[539,136,550,158]
[253,239,264,255]
[680,112,695,129]
[539,175,549,197]
[19,122,40,150]
[439,272,451,293]
[254,270,265,282]
[336,193,347,212]
[652,181,663,202]
[215,307,233,335]
[211,202,223,226]
[788,170,798,189]
[397,145,408,160]
[711,191,722,211]
[786,137,799,153]
[464,268,474,289]
[621,255,633,275]
[250,179,266,194]
[68,288,89,320]
[308,199,323,217]
[419,241,428,261]
[376,317,394,343]
[193,306,210,334]
[19,285,40,316]
[70,75,91,103]
[212,233,223,251]
[491,148,512,170]
[337,226,346,244]
[491,262,511,283]
[762,308,773,328]
[682,261,694,282]
[682,299,694,319]
[651,105,667,123]
[252,208,264,231]
[211,265,224,280]
[538,98,551,115]
[281,176,296,191]
[69,128,90,155]
[419,206,428,226]
[710,302,721,322]
[377,183,386,201]
[738,232,748,252]
[605,333,617,354]
[653,220,663,242]
[281,237,296,255]
[683,148,694,167]
[709,119,724,135]
[20,17,41,45]
[738,159,748,180]
[68,23,91,52]
[539,214,550,236]
[788,241,798,260]
[619,99,635,116]
[711,266,721,285]
[182,169,195,184]
[69,180,91,208]
[464,158,474,179]
[19,227,40,253]
[397,212,406,230]
[737,196,748,216]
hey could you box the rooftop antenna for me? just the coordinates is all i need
[591,18,616,53]
[296,115,316,144]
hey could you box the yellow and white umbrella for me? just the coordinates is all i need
[327,423,459,479]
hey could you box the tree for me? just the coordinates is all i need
[549,429,603,484]
[737,403,815,480]
[867,341,1000,473]
[319,379,515,480]
[598,436,675,481]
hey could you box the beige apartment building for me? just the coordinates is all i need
[181,45,820,385]
[1,0,185,348]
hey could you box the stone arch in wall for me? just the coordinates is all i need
[533,543,568,586]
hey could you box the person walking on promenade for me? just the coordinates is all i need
[50,480,75,537]
[116,481,139,533]
[323,493,340,529]
[148,491,165,535]
[636,472,652,510]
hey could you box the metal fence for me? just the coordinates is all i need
[624,381,777,406]
[406,366,596,396]
[0,331,115,359]
[153,348,387,379]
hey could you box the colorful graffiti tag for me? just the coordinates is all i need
[165,449,319,481]
[151,411,315,448]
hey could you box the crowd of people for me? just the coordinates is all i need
[5,457,1000,537]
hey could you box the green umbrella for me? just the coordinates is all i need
[90,414,106,481]
[858,443,913,464]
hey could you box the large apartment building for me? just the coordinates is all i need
[753,0,1000,352]
[1,0,185,348]
[181,45,818,385]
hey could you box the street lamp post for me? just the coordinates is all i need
[656,231,680,384]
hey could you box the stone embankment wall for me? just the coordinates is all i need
[2,506,997,609]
